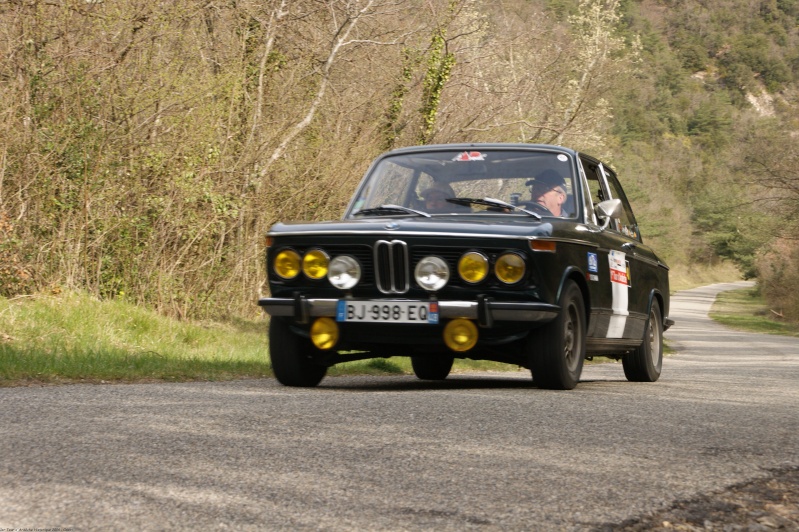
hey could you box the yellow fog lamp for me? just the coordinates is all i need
[443,318,478,352]
[274,249,301,280]
[458,252,489,284]
[495,253,526,284]
[310,317,339,350]
[303,249,329,279]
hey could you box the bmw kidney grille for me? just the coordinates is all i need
[374,240,409,294]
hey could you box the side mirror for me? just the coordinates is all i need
[596,199,622,230]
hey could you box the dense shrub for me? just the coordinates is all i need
[0,214,33,298]
[757,239,799,321]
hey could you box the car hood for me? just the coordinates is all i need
[268,216,558,239]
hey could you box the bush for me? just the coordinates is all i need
[0,213,34,298]
[757,238,799,321]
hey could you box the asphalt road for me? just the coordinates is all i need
[1,282,797,531]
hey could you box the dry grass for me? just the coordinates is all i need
[669,261,743,292]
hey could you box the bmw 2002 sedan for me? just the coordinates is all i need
[259,144,672,389]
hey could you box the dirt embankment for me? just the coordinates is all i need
[607,466,799,531]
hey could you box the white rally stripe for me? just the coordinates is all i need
[607,250,629,338]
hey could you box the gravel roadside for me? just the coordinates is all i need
[608,466,799,531]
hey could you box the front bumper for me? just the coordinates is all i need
[258,295,559,328]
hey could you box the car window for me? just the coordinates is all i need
[579,158,606,226]
[601,167,641,241]
[576,163,595,225]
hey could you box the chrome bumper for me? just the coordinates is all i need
[258,295,559,327]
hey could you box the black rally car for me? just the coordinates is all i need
[259,144,672,389]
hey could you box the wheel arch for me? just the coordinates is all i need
[648,289,666,324]
[559,266,591,328]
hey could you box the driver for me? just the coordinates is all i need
[421,182,456,213]
[529,170,567,217]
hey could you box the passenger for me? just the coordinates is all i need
[421,182,456,213]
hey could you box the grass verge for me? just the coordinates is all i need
[669,261,742,292]
[0,292,273,386]
[7,284,790,387]
[0,291,514,386]
[709,286,799,336]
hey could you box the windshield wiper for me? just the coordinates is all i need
[446,197,542,219]
[353,204,431,218]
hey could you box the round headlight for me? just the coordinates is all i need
[414,256,450,291]
[274,249,301,280]
[303,249,329,279]
[458,251,488,284]
[495,253,526,284]
[328,255,361,289]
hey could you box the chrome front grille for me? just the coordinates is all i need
[374,240,409,294]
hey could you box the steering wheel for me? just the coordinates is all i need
[518,201,553,216]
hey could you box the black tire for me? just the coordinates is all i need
[411,356,454,380]
[623,301,663,382]
[268,318,327,387]
[528,280,586,390]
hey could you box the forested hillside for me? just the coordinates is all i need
[1,0,797,321]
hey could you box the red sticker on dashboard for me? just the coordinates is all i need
[453,151,485,161]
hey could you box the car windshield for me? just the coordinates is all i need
[348,148,578,219]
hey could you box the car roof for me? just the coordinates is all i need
[383,143,578,157]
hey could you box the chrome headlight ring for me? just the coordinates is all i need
[328,255,362,290]
[414,256,450,291]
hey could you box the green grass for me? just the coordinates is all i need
[710,287,799,336]
[0,292,274,385]
[0,291,514,386]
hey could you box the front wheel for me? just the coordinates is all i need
[528,280,586,390]
[411,356,454,380]
[268,318,327,387]
[623,301,663,382]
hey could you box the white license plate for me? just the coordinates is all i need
[335,300,439,324]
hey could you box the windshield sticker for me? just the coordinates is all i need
[557,154,568,162]
[453,151,485,162]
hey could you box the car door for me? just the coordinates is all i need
[578,156,644,344]
[597,164,650,342]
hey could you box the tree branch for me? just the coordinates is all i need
[259,0,377,178]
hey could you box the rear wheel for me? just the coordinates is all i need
[528,280,586,390]
[623,301,663,382]
[411,356,454,380]
[269,318,327,387]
